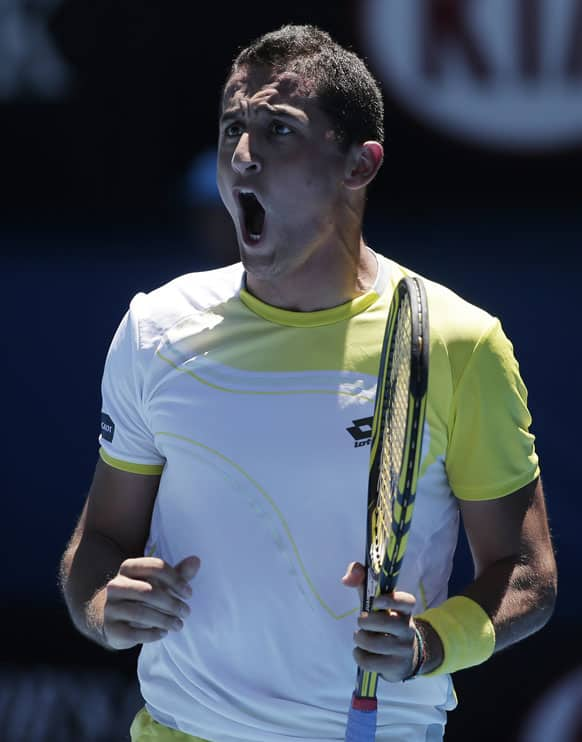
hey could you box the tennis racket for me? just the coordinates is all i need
[344,276,429,742]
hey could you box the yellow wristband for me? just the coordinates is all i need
[415,596,496,677]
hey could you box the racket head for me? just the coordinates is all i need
[345,276,430,736]
[366,276,429,603]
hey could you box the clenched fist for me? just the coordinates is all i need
[101,555,200,650]
[342,561,420,682]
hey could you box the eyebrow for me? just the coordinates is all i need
[220,105,308,126]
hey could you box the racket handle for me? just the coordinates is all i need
[344,692,378,741]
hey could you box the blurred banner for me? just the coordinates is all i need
[361,0,582,152]
[0,0,71,99]
[0,0,579,221]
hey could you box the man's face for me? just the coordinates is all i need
[217,65,350,281]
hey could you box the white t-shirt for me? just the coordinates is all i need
[99,254,538,741]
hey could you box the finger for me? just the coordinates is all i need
[107,600,189,631]
[357,611,415,638]
[119,558,193,598]
[119,558,191,595]
[352,646,402,676]
[106,576,191,618]
[372,591,416,614]
[106,621,168,648]
[353,629,411,657]
[175,555,201,582]
[341,562,366,587]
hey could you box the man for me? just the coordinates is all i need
[60,24,557,742]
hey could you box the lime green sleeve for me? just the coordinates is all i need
[446,319,540,501]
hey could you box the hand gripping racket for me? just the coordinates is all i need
[344,276,429,742]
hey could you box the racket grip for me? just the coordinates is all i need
[344,693,378,741]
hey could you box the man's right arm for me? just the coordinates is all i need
[60,458,199,650]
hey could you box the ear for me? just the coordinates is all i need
[344,141,384,190]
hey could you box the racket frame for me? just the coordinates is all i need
[354,276,429,704]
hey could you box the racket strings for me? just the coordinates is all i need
[349,277,429,734]
[372,296,412,574]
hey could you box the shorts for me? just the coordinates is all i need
[130,708,211,742]
[130,706,444,741]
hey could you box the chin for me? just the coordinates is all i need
[239,243,284,282]
[239,250,275,277]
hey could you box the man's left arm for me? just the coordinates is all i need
[412,475,558,677]
[345,476,557,680]
[456,476,557,652]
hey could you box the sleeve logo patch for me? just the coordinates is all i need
[100,412,115,442]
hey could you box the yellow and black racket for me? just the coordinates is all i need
[345,276,429,742]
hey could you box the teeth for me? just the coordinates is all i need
[249,233,261,241]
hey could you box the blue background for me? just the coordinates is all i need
[2,3,580,739]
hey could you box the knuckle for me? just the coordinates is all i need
[129,603,147,623]
[356,631,376,652]
[119,558,136,574]
[103,600,117,621]
[147,557,166,571]
[107,572,124,587]
[145,557,167,573]
[105,580,122,599]
[105,580,115,595]
[169,597,182,614]
[104,620,124,642]
[177,580,192,597]
[147,629,168,643]
[134,580,154,597]
[353,647,365,665]
[394,639,411,657]
[354,648,373,671]
[371,616,388,631]
[151,588,174,610]
[175,600,190,618]
[361,630,375,646]
[159,614,174,630]
[369,633,386,652]
[168,616,183,630]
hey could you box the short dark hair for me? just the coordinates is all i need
[224,24,384,150]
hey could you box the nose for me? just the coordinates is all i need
[231,132,261,175]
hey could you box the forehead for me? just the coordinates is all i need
[221,66,316,115]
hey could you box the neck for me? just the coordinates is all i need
[245,238,378,312]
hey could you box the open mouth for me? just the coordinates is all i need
[238,191,266,243]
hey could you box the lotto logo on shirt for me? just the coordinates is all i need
[346,417,373,448]
[100,412,115,442]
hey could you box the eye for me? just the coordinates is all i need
[224,122,244,138]
[271,120,293,136]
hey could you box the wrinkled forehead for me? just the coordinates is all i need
[221,66,315,113]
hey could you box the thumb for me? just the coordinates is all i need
[175,555,201,582]
[342,561,366,609]
[341,561,366,588]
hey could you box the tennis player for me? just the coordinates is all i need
[60,24,557,741]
